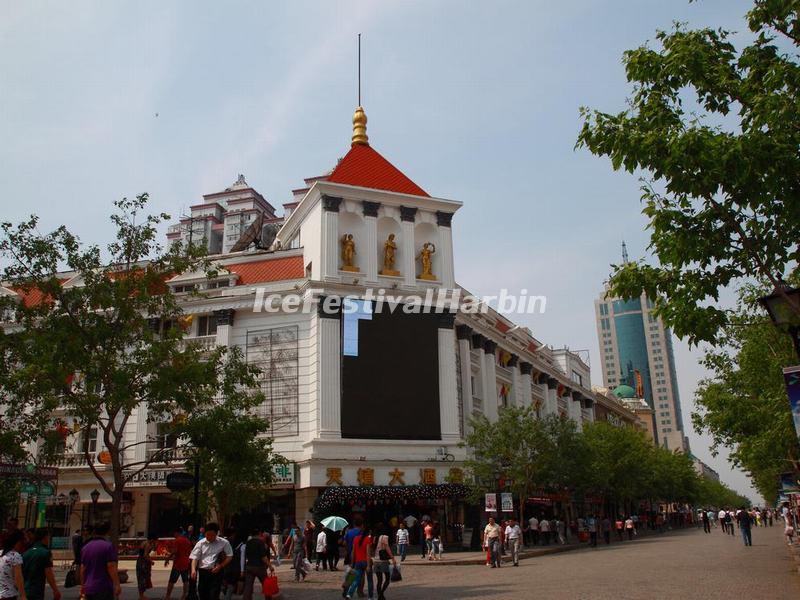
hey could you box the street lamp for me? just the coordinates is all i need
[759,284,800,359]
[90,489,100,527]
[67,489,80,536]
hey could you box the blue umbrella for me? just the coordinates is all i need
[321,516,349,531]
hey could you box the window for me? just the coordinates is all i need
[173,284,197,293]
[197,315,218,337]
[81,427,98,453]
[571,370,583,386]
[207,280,230,289]
[599,303,609,316]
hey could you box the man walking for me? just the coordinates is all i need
[80,523,121,600]
[241,528,272,600]
[702,509,711,534]
[587,515,598,548]
[719,509,728,534]
[165,528,192,600]
[22,529,61,600]
[738,508,753,547]
[527,515,539,546]
[190,523,233,600]
[483,517,502,568]
[601,516,611,545]
[504,519,522,567]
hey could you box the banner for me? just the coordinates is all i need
[485,493,497,512]
[501,492,514,512]
[784,366,800,440]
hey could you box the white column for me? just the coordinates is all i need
[318,307,342,438]
[545,381,559,416]
[438,316,460,443]
[519,363,533,408]
[400,207,417,288]
[214,309,235,348]
[456,326,474,433]
[322,196,341,281]
[482,340,499,422]
[363,202,380,284]
[510,358,522,407]
[134,402,147,463]
[571,394,584,431]
[436,212,455,288]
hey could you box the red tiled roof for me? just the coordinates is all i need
[226,255,305,285]
[327,144,429,197]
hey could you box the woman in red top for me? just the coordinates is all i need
[344,526,374,600]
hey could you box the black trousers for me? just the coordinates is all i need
[198,569,223,600]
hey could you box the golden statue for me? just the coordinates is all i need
[417,242,436,280]
[340,233,359,272]
[380,233,400,276]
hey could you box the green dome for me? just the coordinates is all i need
[612,384,636,399]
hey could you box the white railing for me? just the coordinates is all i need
[179,335,217,352]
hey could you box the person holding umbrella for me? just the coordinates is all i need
[320,517,348,572]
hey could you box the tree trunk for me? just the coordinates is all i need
[110,468,125,546]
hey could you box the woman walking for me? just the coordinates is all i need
[314,528,327,571]
[372,535,397,600]
[431,522,442,561]
[135,534,157,600]
[0,530,26,600]
[345,526,374,600]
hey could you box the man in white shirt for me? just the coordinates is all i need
[718,509,727,533]
[190,522,233,600]
[539,518,551,545]
[483,517,502,568]
[504,519,523,566]
[527,516,539,546]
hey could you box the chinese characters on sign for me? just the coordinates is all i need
[420,468,437,485]
[357,468,375,486]
[447,467,464,484]
[272,463,295,485]
[326,467,343,486]
[388,469,405,486]
[129,470,170,488]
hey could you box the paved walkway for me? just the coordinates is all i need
[53,525,800,599]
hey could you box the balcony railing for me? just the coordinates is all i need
[145,445,190,463]
[179,335,217,352]
[47,452,93,468]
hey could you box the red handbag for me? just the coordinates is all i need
[262,574,279,597]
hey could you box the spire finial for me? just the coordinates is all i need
[352,106,369,146]
[622,240,629,264]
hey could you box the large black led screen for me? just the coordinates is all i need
[341,301,441,439]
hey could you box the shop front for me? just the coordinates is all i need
[306,463,469,548]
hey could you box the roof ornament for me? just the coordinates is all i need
[352,106,368,146]
[621,239,629,264]
[351,35,369,146]
[225,174,249,192]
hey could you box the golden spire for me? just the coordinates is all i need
[352,106,369,146]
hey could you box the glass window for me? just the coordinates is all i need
[197,315,218,336]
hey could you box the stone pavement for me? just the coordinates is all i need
[52,525,800,599]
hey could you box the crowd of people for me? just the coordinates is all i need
[697,506,779,547]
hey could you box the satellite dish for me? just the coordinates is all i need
[260,223,281,250]
[230,212,265,253]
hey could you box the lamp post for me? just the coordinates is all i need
[68,488,80,535]
[759,284,800,360]
[90,489,100,528]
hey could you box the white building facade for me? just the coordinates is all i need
[12,108,600,539]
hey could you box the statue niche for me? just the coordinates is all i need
[340,233,359,272]
[379,233,400,276]
[417,242,436,280]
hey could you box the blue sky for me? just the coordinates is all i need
[0,0,760,499]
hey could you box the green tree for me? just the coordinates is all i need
[463,408,586,524]
[696,475,750,508]
[582,421,657,512]
[0,195,267,542]
[577,1,800,346]
[176,395,283,528]
[693,281,799,505]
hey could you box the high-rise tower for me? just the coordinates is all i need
[594,245,687,451]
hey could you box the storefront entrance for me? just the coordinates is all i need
[148,494,191,537]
